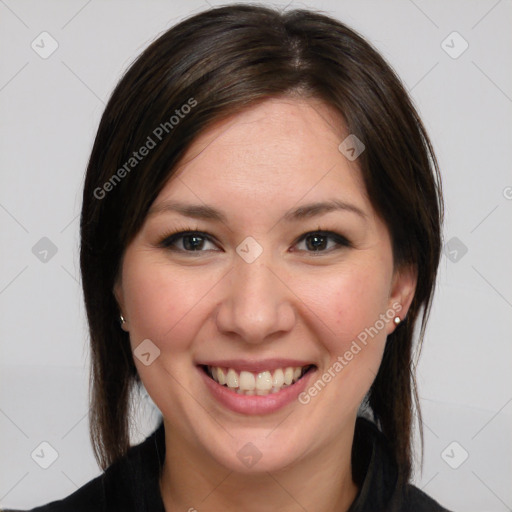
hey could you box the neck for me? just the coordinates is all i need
[159,419,359,512]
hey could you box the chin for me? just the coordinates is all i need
[199,425,309,475]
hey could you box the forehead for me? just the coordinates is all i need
[155,97,369,213]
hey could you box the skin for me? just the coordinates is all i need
[114,97,416,512]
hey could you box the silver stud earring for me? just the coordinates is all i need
[393,316,401,326]
[120,314,126,325]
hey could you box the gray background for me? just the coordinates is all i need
[1,0,511,510]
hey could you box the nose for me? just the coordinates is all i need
[215,254,296,344]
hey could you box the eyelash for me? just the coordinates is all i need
[157,225,352,255]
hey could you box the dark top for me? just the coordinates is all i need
[3,417,452,512]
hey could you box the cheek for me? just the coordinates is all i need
[292,265,389,400]
[294,264,391,357]
[121,253,215,350]
[291,264,393,414]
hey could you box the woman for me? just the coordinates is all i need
[6,3,451,511]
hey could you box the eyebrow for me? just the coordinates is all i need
[148,199,367,222]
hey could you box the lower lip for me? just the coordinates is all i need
[198,366,316,415]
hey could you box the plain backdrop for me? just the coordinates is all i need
[1,1,511,510]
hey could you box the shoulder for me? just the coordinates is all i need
[351,416,454,512]
[2,449,139,512]
[2,420,165,512]
[0,473,106,512]
[398,484,454,512]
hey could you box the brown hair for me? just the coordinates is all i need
[80,3,443,487]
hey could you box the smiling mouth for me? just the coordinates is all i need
[200,364,316,396]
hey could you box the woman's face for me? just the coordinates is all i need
[115,97,415,472]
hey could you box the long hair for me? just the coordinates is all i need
[80,3,443,487]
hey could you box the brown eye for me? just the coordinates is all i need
[160,231,218,252]
[294,231,351,253]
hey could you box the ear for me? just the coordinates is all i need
[386,264,417,335]
[113,278,130,332]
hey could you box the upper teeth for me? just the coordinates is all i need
[208,366,309,396]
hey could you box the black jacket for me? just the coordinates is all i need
[3,417,452,512]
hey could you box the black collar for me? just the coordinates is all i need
[99,415,448,512]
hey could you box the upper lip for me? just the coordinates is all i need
[197,359,316,373]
